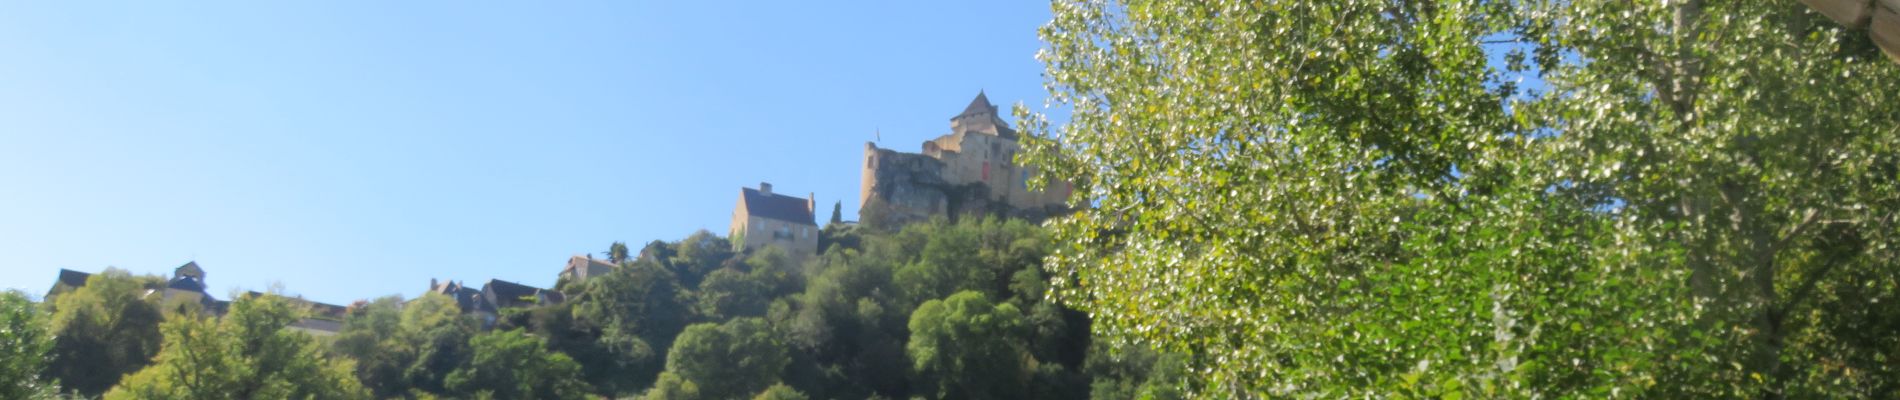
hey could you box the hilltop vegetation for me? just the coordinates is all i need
[0,218,1183,399]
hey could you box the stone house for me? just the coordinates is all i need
[481,278,562,310]
[559,254,614,284]
[425,279,495,325]
[423,277,563,329]
[729,182,819,259]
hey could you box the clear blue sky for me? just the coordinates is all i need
[0,1,1061,304]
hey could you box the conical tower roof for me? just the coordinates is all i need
[957,91,995,118]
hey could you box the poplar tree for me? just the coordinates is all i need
[1022,0,1900,397]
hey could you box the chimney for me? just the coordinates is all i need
[808,192,816,215]
[760,182,773,195]
[430,278,438,290]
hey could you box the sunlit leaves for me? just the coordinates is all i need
[1023,0,1900,397]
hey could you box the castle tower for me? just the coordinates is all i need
[949,91,1017,138]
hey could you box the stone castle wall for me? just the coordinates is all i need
[858,94,1072,227]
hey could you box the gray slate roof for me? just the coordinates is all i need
[481,279,545,309]
[56,269,90,288]
[741,188,816,225]
[958,91,995,118]
[951,91,1018,139]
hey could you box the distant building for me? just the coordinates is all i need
[729,182,820,259]
[44,269,93,304]
[559,255,614,284]
[426,279,495,325]
[861,92,1070,226]
[231,290,347,337]
[45,262,348,336]
[480,279,562,310]
[424,277,563,328]
[161,261,215,311]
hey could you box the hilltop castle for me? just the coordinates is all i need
[36,93,1075,338]
[859,92,1070,226]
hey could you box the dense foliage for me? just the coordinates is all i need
[5,218,1142,399]
[0,291,60,399]
[105,294,369,400]
[460,219,1106,399]
[46,270,164,397]
[444,329,590,400]
[1022,0,1900,397]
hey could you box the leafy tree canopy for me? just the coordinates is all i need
[660,318,790,400]
[0,291,60,399]
[907,291,1029,400]
[46,269,165,397]
[444,329,592,400]
[1023,0,1900,397]
[105,294,369,400]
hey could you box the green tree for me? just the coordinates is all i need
[1082,342,1186,400]
[817,221,863,254]
[571,258,690,388]
[642,372,698,400]
[906,291,1028,400]
[1515,1,1900,396]
[786,247,908,399]
[696,267,771,320]
[829,201,844,226]
[1025,0,1900,397]
[444,329,591,400]
[104,294,369,400]
[332,296,422,398]
[0,291,60,399]
[639,239,676,263]
[672,230,735,287]
[746,246,804,300]
[46,269,165,397]
[499,301,633,397]
[607,241,632,264]
[893,223,987,306]
[752,383,808,400]
[660,318,789,400]
[400,292,479,395]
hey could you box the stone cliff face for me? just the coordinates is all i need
[860,143,1070,228]
[861,143,950,226]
